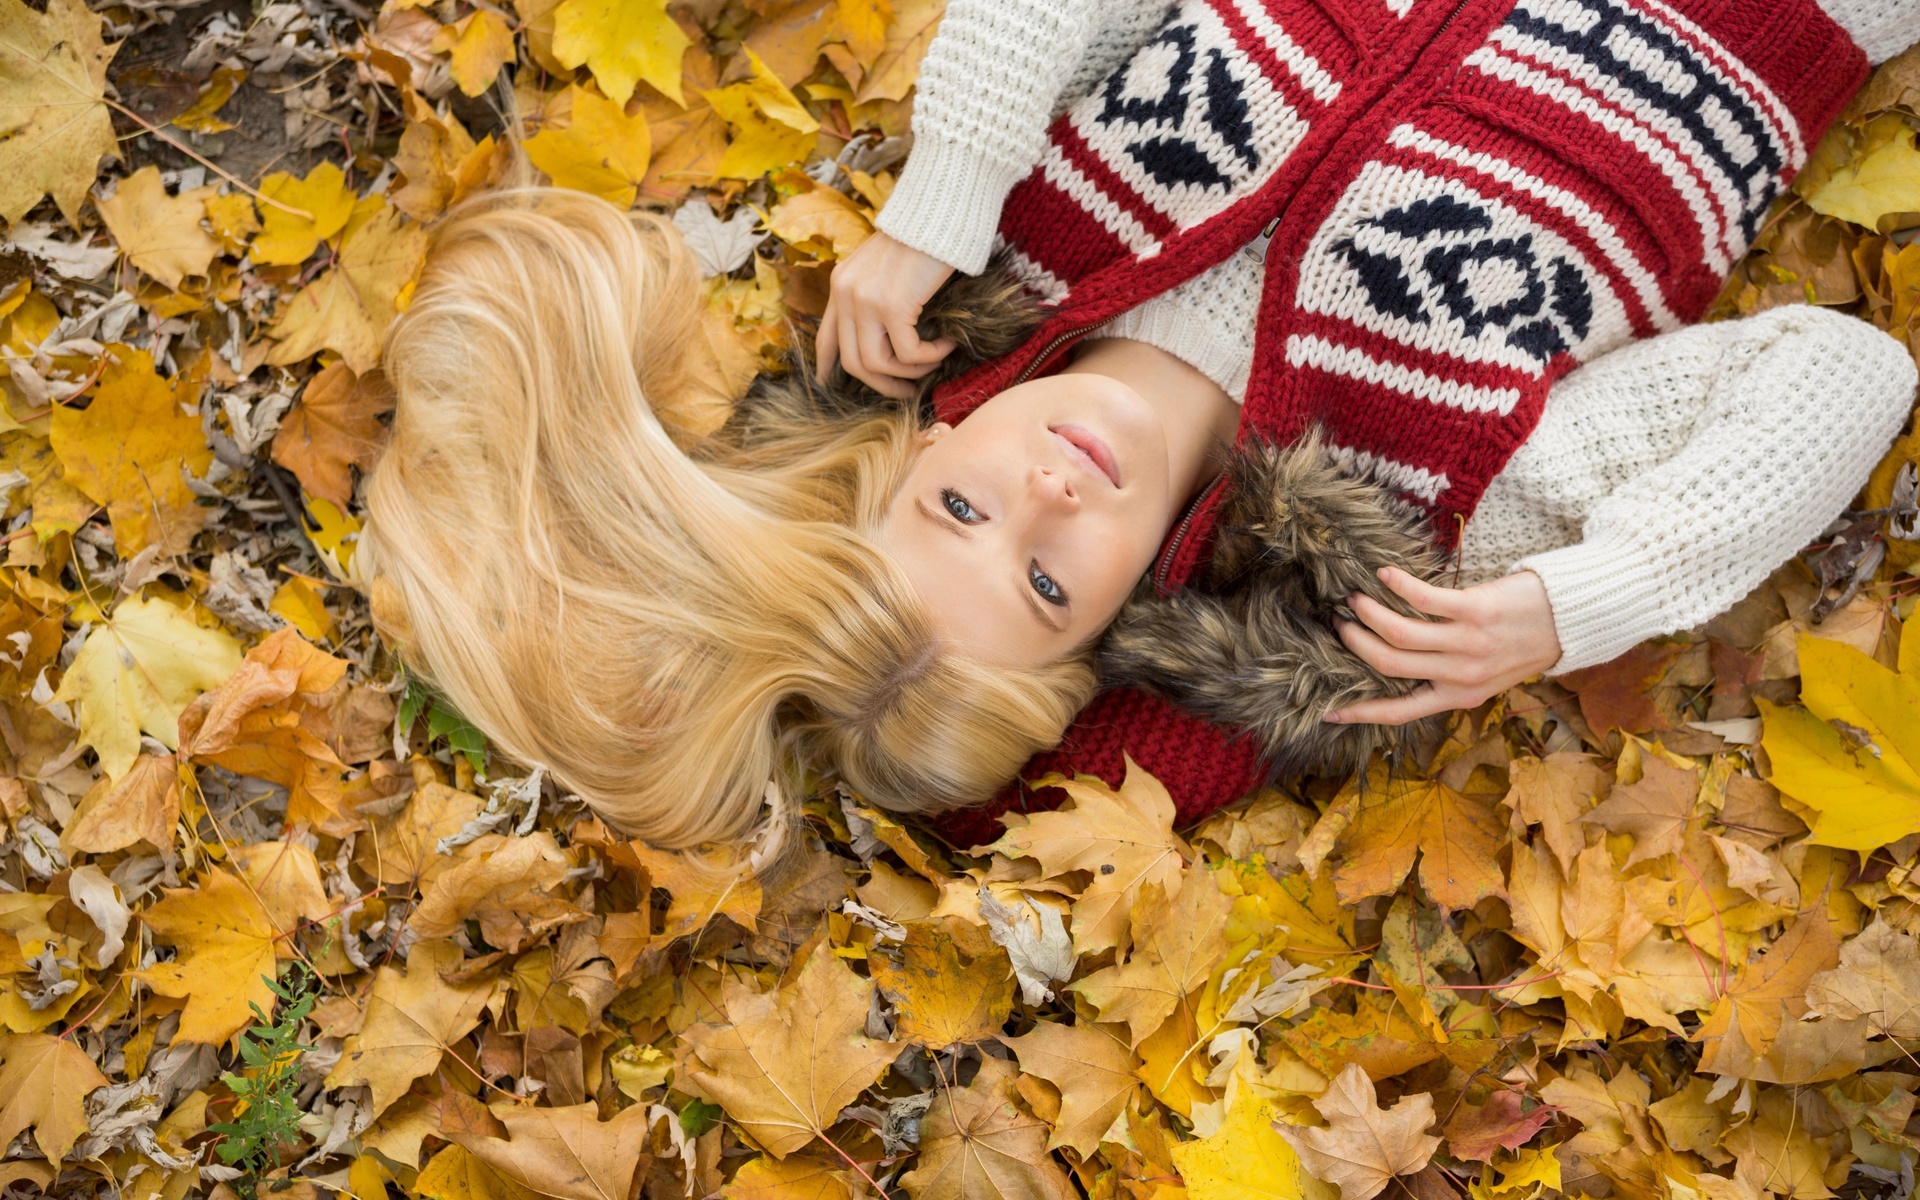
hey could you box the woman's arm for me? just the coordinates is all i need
[823,0,1173,395]
[872,0,1101,276]
[1331,305,1916,723]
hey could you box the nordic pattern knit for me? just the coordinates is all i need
[931,0,1868,542]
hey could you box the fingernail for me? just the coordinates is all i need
[1378,567,1392,581]
[1324,711,1347,724]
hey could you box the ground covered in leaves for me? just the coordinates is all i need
[1,0,1919,1198]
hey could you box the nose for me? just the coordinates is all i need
[1031,462,1078,510]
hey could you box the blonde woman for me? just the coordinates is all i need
[364,0,1919,850]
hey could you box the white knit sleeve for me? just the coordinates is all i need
[1815,0,1920,63]
[875,0,1097,274]
[1506,306,1916,673]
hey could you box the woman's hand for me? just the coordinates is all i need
[1326,567,1562,725]
[817,232,959,399]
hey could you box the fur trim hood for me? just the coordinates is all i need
[744,263,1442,780]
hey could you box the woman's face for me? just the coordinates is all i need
[875,371,1181,667]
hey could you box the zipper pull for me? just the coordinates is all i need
[1245,216,1282,264]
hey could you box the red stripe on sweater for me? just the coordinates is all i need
[1207,0,1338,121]
[997,170,1135,291]
[1056,122,1179,245]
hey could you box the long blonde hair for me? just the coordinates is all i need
[360,187,1094,848]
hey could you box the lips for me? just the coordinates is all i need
[1050,423,1122,488]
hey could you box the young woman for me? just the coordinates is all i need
[362,0,1919,851]
[820,0,1920,841]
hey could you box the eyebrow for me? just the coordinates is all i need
[913,499,1065,634]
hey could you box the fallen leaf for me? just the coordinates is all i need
[853,0,939,104]
[59,750,180,854]
[1069,861,1231,1046]
[869,919,1013,1047]
[680,949,896,1158]
[50,346,216,556]
[267,198,429,373]
[445,1096,652,1200]
[410,832,580,953]
[1001,1020,1138,1157]
[525,84,652,207]
[231,839,333,931]
[1805,916,1920,1037]
[551,0,688,106]
[433,10,517,97]
[1695,913,1840,1076]
[895,1055,1075,1200]
[1580,756,1699,869]
[1171,1090,1334,1200]
[131,869,279,1044]
[705,51,819,180]
[1801,113,1920,229]
[982,758,1186,955]
[53,592,242,781]
[0,0,119,226]
[767,185,872,261]
[93,166,220,291]
[1330,775,1507,909]
[272,361,393,507]
[327,939,497,1118]
[723,1151,853,1200]
[0,1032,109,1164]
[1441,1090,1556,1163]
[1760,633,1920,853]
[252,161,357,267]
[1505,752,1609,873]
[1276,1063,1443,1200]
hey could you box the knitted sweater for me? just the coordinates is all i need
[878,0,1919,673]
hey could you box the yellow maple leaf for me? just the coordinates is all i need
[525,84,652,208]
[132,869,280,1045]
[551,0,689,106]
[853,0,939,105]
[268,198,429,372]
[171,65,244,134]
[0,1033,110,1166]
[1069,860,1232,1045]
[92,166,221,291]
[1759,631,1920,853]
[897,1055,1077,1200]
[1170,1090,1336,1200]
[252,161,357,267]
[705,50,819,181]
[203,190,260,256]
[50,345,214,555]
[680,949,896,1158]
[1800,113,1920,231]
[981,757,1187,956]
[767,183,873,261]
[327,939,497,1118]
[0,0,119,226]
[53,592,242,781]
[432,9,516,98]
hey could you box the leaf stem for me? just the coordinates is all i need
[106,99,314,220]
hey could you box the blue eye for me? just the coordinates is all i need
[942,489,981,523]
[1030,563,1066,606]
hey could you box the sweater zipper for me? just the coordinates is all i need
[1013,322,1104,386]
[1153,473,1228,591]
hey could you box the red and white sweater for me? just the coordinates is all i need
[877,0,1919,837]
